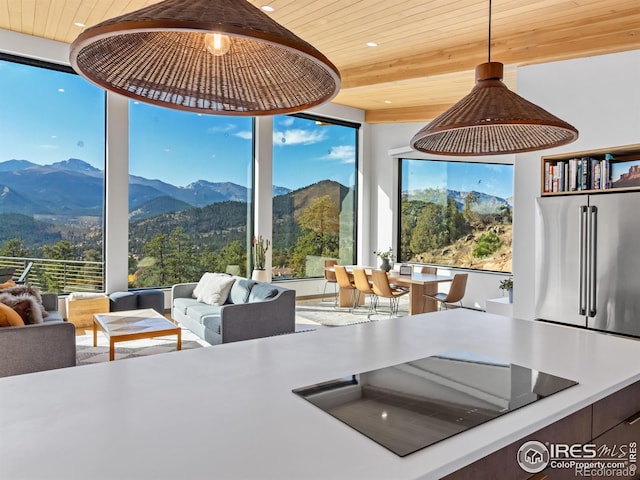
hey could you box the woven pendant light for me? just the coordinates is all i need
[69,0,340,116]
[411,2,578,155]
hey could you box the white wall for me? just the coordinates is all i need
[513,50,640,320]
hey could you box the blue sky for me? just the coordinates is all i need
[0,58,356,191]
[402,159,514,200]
[0,60,105,167]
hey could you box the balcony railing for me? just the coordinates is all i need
[0,256,104,294]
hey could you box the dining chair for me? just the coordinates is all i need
[334,265,358,311]
[352,267,378,316]
[322,259,338,305]
[420,266,437,275]
[370,270,409,319]
[423,273,468,311]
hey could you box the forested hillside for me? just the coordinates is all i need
[400,189,512,272]
[0,213,62,246]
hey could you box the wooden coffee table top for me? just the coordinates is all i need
[93,308,179,337]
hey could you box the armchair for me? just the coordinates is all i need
[0,293,76,377]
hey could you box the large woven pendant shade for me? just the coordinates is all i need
[411,0,578,156]
[69,0,340,116]
[410,62,579,155]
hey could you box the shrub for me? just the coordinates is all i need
[473,231,502,258]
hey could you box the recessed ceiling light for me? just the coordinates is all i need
[384,100,391,104]
[366,42,378,47]
[261,5,274,12]
[74,22,86,27]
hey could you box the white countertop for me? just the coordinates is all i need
[1,310,639,480]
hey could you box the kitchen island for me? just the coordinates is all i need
[1,309,639,479]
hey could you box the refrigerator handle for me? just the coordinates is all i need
[578,205,588,316]
[588,205,598,317]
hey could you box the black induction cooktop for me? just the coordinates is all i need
[293,351,577,457]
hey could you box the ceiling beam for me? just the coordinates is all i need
[341,8,640,90]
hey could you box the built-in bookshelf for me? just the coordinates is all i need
[541,144,640,196]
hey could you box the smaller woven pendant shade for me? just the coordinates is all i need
[69,0,340,116]
[411,62,578,155]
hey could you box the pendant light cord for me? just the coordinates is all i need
[488,0,492,63]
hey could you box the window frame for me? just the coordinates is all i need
[397,157,513,274]
[0,53,107,292]
[270,112,360,279]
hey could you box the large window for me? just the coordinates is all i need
[128,103,253,287]
[399,159,513,272]
[272,114,358,279]
[0,55,106,292]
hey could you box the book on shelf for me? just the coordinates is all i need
[543,156,613,193]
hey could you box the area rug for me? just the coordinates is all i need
[75,300,396,365]
[76,320,318,365]
[76,327,208,366]
[295,298,410,327]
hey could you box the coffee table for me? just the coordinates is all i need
[93,308,182,361]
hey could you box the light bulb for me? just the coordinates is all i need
[204,33,231,56]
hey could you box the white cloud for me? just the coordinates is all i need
[235,130,252,140]
[273,129,326,146]
[322,145,356,163]
[279,117,295,127]
[207,123,237,134]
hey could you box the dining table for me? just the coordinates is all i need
[328,266,453,315]
[386,270,454,314]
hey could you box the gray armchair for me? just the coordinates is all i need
[0,293,76,378]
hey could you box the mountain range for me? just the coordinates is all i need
[403,187,512,214]
[0,158,510,224]
[0,158,291,220]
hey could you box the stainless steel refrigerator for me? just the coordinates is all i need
[535,191,640,338]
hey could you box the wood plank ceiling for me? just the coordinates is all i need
[1,0,638,123]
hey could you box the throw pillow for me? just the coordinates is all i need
[0,302,24,327]
[193,273,236,306]
[192,272,214,300]
[0,286,46,324]
[12,299,38,324]
[228,279,256,304]
[248,283,279,303]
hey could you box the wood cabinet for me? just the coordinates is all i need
[541,144,640,196]
[592,381,640,438]
[587,382,640,480]
[444,380,640,480]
